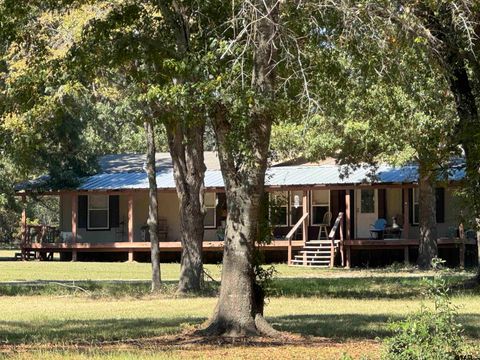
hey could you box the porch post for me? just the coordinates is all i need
[128,194,134,262]
[71,194,77,262]
[21,195,27,260]
[302,190,308,245]
[402,187,409,239]
[345,190,351,240]
[459,224,466,269]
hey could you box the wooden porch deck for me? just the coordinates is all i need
[343,237,476,268]
[24,240,305,253]
[22,237,476,268]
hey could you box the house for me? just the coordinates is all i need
[15,152,476,267]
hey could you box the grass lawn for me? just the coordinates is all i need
[0,258,473,282]
[0,261,478,359]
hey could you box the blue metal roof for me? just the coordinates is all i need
[72,164,464,191]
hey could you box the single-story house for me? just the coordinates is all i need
[15,152,476,267]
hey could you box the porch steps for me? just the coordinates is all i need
[290,240,340,267]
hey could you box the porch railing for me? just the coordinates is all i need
[286,212,309,265]
[23,224,60,247]
[328,212,344,268]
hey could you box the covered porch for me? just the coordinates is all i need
[17,182,476,267]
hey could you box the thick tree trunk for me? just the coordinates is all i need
[204,0,279,336]
[166,121,206,294]
[204,107,277,337]
[416,162,438,269]
[144,119,161,292]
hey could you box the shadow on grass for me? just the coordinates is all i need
[0,280,219,297]
[271,313,480,340]
[0,276,473,299]
[271,276,472,299]
[0,317,206,344]
[1,313,479,345]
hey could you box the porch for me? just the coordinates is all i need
[17,183,476,267]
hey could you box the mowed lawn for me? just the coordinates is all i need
[0,257,479,359]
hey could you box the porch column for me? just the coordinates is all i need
[21,195,27,260]
[71,194,77,262]
[302,190,308,244]
[128,194,134,262]
[402,187,409,239]
[345,190,351,240]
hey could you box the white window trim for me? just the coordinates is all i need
[270,192,289,227]
[311,190,330,226]
[204,193,217,229]
[412,188,419,225]
[87,195,110,230]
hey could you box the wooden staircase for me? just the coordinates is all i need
[290,239,341,267]
[287,212,344,268]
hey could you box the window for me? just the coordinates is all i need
[311,190,330,225]
[290,191,303,226]
[360,189,375,213]
[270,191,288,226]
[204,193,216,228]
[88,195,109,230]
[412,188,419,225]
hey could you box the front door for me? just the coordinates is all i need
[355,189,378,238]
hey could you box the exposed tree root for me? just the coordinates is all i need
[198,313,282,338]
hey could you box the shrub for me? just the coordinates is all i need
[383,258,478,360]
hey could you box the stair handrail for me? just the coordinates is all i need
[286,212,309,265]
[329,212,344,268]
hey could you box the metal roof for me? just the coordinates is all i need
[15,151,465,192]
[98,152,221,172]
[73,164,464,191]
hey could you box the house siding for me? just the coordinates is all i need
[58,186,468,244]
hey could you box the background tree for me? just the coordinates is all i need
[318,0,480,270]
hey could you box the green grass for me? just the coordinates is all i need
[0,261,478,359]
[0,260,473,282]
[1,295,480,343]
[0,261,222,282]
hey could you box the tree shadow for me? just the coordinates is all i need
[271,276,471,299]
[0,317,206,344]
[269,313,480,340]
[1,313,479,346]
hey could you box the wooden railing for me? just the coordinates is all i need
[328,212,344,268]
[23,224,60,246]
[286,212,309,265]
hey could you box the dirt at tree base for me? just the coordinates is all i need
[0,331,381,359]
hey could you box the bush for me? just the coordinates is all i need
[383,258,478,360]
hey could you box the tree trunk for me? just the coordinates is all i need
[144,119,161,292]
[204,0,279,336]
[443,52,480,278]
[416,161,438,269]
[420,4,480,276]
[204,106,277,337]
[166,121,206,294]
[158,1,207,293]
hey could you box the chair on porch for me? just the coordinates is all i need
[369,218,387,239]
[317,211,332,240]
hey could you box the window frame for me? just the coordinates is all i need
[310,190,330,226]
[269,191,289,227]
[360,189,375,214]
[87,195,110,230]
[204,192,217,229]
